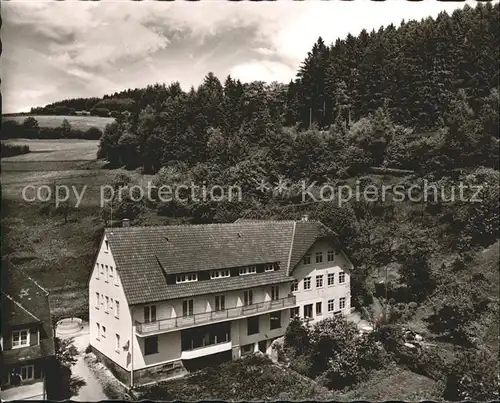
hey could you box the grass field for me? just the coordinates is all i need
[0,137,155,322]
[2,139,100,162]
[3,114,114,131]
[338,364,438,401]
[1,138,106,320]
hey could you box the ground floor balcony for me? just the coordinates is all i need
[180,321,232,360]
[135,295,296,336]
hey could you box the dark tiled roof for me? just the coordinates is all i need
[1,293,41,327]
[1,264,55,358]
[105,220,337,305]
[159,271,291,300]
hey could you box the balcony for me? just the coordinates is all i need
[135,295,296,336]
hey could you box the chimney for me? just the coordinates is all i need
[122,218,130,228]
[301,214,309,222]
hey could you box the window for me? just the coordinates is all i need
[105,265,109,282]
[102,325,107,338]
[12,330,29,348]
[95,292,100,309]
[114,270,119,286]
[290,307,299,318]
[327,250,335,261]
[303,304,313,319]
[104,240,109,251]
[210,269,230,279]
[115,334,120,352]
[291,280,298,292]
[144,305,157,323]
[303,277,311,290]
[264,263,275,272]
[316,252,323,263]
[328,273,335,286]
[144,335,158,355]
[115,301,120,318]
[105,296,109,313]
[239,266,257,276]
[20,365,34,381]
[215,295,225,311]
[100,264,104,275]
[176,273,198,283]
[241,344,254,355]
[303,254,311,265]
[316,275,323,288]
[182,299,194,317]
[316,302,322,315]
[271,286,279,301]
[270,311,281,330]
[243,290,253,306]
[328,299,335,312]
[339,272,346,283]
[96,323,101,339]
[95,263,99,279]
[109,298,114,311]
[109,266,114,279]
[339,297,346,309]
[247,316,259,335]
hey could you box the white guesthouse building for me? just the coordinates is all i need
[88,218,353,386]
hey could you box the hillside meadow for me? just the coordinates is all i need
[2,139,100,162]
[3,114,114,131]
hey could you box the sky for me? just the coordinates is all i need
[1,0,478,113]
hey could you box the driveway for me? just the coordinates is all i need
[57,323,107,401]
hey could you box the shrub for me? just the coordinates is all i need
[84,127,103,140]
[375,324,445,380]
[38,202,53,216]
[1,143,30,157]
[284,317,310,357]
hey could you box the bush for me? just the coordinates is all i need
[85,344,92,354]
[284,317,311,357]
[91,107,110,117]
[443,349,499,401]
[289,353,314,376]
[1,143,30,157]
[38,202,53,216]
[375,324,445,380]
[84,127,103,140]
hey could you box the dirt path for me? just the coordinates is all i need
[58,325,108,401]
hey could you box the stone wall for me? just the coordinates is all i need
[91,346,130,386]
[133,360,187,386]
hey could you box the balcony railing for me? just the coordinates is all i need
[135,295,296,335]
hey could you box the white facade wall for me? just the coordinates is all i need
[89,235,133,371]
[291,239,353,324]
[231,310,291,349]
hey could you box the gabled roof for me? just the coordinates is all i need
[1,263,56,358]
[104,219,339,305]
[288,221,338,273]
[1,293,41,326]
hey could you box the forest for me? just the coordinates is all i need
[4,3,499,400]
[28,3,498,176]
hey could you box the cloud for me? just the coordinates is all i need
[1,0,479,113]
[253,48,276,57]
[230,60,296,84]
